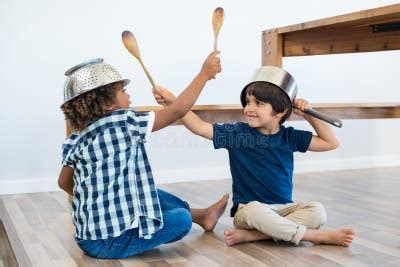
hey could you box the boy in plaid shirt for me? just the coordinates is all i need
[58,52,229,259]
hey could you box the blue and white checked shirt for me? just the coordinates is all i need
[62,108,163,240]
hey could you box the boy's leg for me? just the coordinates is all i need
[78,189,193,259]
[278,202,354,246]
[226,201,306,246]
[277,202,327,229]
[190,193,229,231]
[302,228,355,246]
[224,228,269,246]
[157,189,191,211]
[86,207,193,259]
[225,201,355,246]
[157,188,229,231]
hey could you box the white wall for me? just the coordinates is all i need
[1,0,399,194]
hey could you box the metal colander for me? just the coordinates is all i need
[62,58,130,104]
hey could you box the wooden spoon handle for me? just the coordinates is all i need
[138,58,156,90]
[213,36,218,52]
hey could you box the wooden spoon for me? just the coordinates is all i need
[122,30,156,91]
[212,7,224,51]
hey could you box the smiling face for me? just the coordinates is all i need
[240,82,292,134]
[243,94,284,133]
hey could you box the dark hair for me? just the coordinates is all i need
[61,82,122,132]
[240,81,292,124]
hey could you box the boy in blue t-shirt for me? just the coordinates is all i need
[154,80,355,247]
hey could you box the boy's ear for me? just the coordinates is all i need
[105,103,117,111]
[275,109,288,119]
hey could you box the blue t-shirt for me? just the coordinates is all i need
[213,122,312,216]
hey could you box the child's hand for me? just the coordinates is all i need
[293,98,311,116]
[153,85,177,106]
[200,51,222,80]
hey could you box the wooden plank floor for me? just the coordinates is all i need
[1,167,400,266]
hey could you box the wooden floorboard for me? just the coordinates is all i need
[0,219,18,267]
[1,167,400,266]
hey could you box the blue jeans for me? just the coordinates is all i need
[76,189,192,259]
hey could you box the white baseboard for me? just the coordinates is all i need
[295,154,400,173]
[1,155,399,195]
[153,166,232,184]
[0,178,61,195]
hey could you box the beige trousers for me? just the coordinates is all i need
[233,201,327,245]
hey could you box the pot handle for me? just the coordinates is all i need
[303,108,343,128]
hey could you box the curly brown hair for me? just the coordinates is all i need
[61,82,122,132]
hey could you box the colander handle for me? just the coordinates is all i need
[304,108,343,128]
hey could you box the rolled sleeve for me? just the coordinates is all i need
[61,134,78,167]
[145,111,155,140]
[127,110,153,142]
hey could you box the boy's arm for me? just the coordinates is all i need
[154,87,213,140]
[182,111,213,140]
[58,166,74,195]
[294,99,340,152]
[152,51,221,132]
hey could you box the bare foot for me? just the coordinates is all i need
[305,228,355,247]
[191,193,229,231]
[224,228,269,246]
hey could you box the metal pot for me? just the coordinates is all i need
[241,66,342,128]
[62,58,130,105]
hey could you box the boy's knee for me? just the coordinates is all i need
[308,202,327,228]
[161,208,192,244]
[180,209,192,233]
[171,208,192,235]
[171,209,192,241]
[241,201,265,217]
[235,201,273,227]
